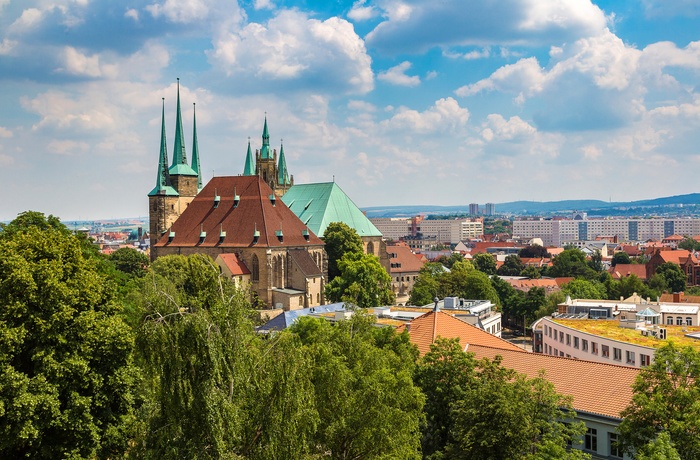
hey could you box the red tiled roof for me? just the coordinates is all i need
[659,292,700,303]
[470,241,519,254]
[216,253,251,275]
[154,176,324,248]
[397,310,522,356]
[505,278,560,291]
[467,345,639,419]
[554,277,574,287]
[608,263,647,280]
[387,245,426,274]
[654,249,691,265]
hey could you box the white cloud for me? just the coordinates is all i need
[0,152,14,166]
[378,61,420,87]
[209,10,374,95]
[481,114,536,141]
[384,97,469,133]
[456,57,545,97]
[348,100,377,112]
[146,0,210,23]
[0,38,17,55]
[0,127,13,138]
[125,8,139,21]
[58,46,104,77]
[254,0,275,10]
[348,0,377,21]
[580,144,602,159]
[47,139,90,156]
[9,8,45,32]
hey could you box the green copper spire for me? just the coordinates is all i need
[169,78,197,176]
[277,141,290,185]
[243,138,255,176]
[191,102,202,191]
[260,114,272,159]
[149,98,178,197]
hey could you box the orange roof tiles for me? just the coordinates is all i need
[608,264,647,280]
[398,310,522,356]
[216,253,251,275]
[387,244,425,274]
[467,345,639,419]
[505,278,560,292]
[654,249,691,265]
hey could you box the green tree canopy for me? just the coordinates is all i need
[634,432,681,460]
[562,278,607,300]
[655,262,687,293]
[618,343,700,460]
[550,248,595,278]
[109,247,149,278]
[0,212,139,459]
[611,251,632,266]
[323,222,364,280]
[497,254,525,276]
[324,252,395,308]
[519,244,551,258]
[472,253,497,275]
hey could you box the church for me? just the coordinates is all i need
[148,81,386,310]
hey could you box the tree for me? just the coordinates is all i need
[550,248,595,278]
[323,222,364,280]
[588,250,603,272]
[519,244,551,259]
[562,278,607,300]
[109,247,149,278]
[291,314,424,459]
[0,212,139,459]
[611,251,631,266]
[655,262,687,293]
[415,339,588,460]
[634,432,681,460]
[678,237,700,252]
[472,253,497,275]
[521,265,542,279]
[618,343,700,460]
[324,252,395,308]
[497,254,525,276]
[408,263,443,306]
[455,269,500,305]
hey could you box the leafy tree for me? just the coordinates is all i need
[416,339,588,460]
[408,263,444,306]
[608,274,647,300]
[588,250,604,272]
[472,253,497,275]
[550,248,595,278]
[678,237,700,252]
[611,251,632,266]
[634,432,681,460]
[618,343,700,460]
[291,314,424,459]
[497,254,525,276]
[519,244,551,259]
[325,253,395,307]
[323,222,364,280]
[0,212,140,459]
[535,291,566,320]
[456,269,500,305]
[655,262,687,293]
[109,247,149,278]
[521,265,542,279]
[440,252,466,269]
[562,278,607,300]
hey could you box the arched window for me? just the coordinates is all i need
[367,241,375,255]
[667,316,674,325]
[251,254,259,282]
[686,317,693,326]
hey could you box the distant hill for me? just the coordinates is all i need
[362,193,700,218]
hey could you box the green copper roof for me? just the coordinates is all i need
[191,103,202,191]
[281,182,382,238]
[243,140,255,176]
[260,115,272,159]
[149,99,179,197]
[169,79,197,177]
[277,143,290,185]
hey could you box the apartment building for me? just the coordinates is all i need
[370,216,484,244]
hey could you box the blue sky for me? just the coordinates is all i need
[1,0,699,221]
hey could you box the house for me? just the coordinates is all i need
[386,243,425,302]
[215,253,251,288]
[645,249,694,282]
[608,264,647,281]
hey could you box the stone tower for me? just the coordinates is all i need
[246,116,293,197]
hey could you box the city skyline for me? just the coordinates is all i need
[1,0,700,221]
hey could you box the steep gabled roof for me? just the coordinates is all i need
[608,263,647,280]
[288,248,323,277]
[281,182,382,238]
[396,310,522,356]
[387,244,425,274]
[654,249,691,264]
[154,175,323,248]
[215,253,251,276]
[467,345,639,419]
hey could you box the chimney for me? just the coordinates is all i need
[673,292,684,303]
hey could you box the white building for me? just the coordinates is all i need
[370,216,484,244]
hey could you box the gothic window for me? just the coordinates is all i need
[367,241,375,255]
[251,255,259,281]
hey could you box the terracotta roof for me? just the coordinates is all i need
[470,241,519,254]
[154,176,324,248]
[654,249,691,264]
[554,277,575,287]
[659,292,700,303]
[663,234,684,241]
[608,263,647,280]
[288,248,323,277]
[505,278,560,291]
[387,245,425,274]
[618,245,642,256]
[216,253,251,275]
[467,345,639,419]
[397,310,522,356]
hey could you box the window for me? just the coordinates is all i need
[687,317,693,326]
[626,350,635,365]
[566,334,571,346]
[602,345,610,358]
[677,317,683,325]
[251,255,259,282]
[585,428,598,452]
[582,339,589,352]
[592,342,598,355]
[609,433,622,459]
[559,331,564,343]
[640,354,651,367]
[667,316,674,325]
[574,336,580,349]
[613,347,622,361]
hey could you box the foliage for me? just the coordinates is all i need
[618,343,700,460]
[521,265,542,279]
[519,244,551,259]
[456,269,500,305]
[611,251,632,266]
[109,247,149,278]
[634,432,681,460]
[324,253,395,308]
[562,278,607,300]
[408,263,443,306]
[678,237,700,252]
[588,250,603,272]
[605,274,648,301]
[550,248,596,279]
[655,262,687,293]
[291,314,424,459]
[472,253,497,275]
[497,254,524,276]
[535,291,565,320]
[323,222,364,280]
[415,339,588,460]
[0,212,139,459]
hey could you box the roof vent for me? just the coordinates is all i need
[168,231,175,243]
[269,194,276,206]
[213,189,220,208]
[276,228,283,243]
[233,187,240,208]
[253,224,260,245]
[219,225,226,244]
[302,228,310,242]
[199,225,206,244]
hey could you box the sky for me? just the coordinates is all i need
[1,0,700,221]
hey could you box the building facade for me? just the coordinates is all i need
[370,216,484,244]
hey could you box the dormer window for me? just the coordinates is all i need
[219,230,226,244]
[214,195,220,208]
[276,229,283,243]
[269,194,276,206]
[252,230,260,245]
[233,194,240,208]
[199,231,206,244]
[302,229,310,242]
[168,231,175,243]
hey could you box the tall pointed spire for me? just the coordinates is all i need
[260,114,271,159]
[149,98,178,196]
[243,138,255,176]
[191,102,202,191]
[169,78,197,176]
[277,140,290,185]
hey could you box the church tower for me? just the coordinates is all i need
[249,115,293,197]
[168,78,199,201]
